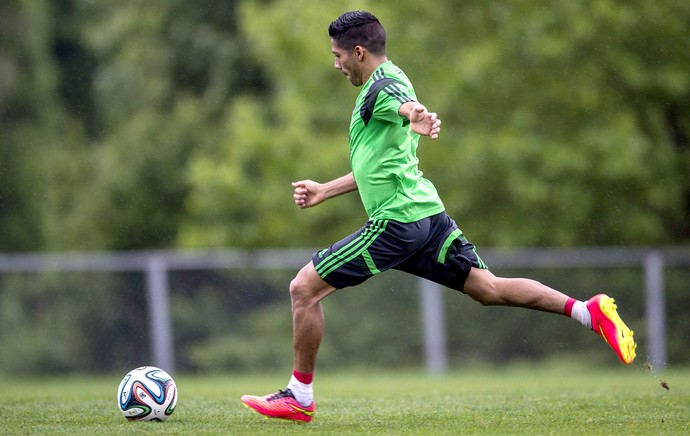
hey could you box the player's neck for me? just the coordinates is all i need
[361,56,389,84]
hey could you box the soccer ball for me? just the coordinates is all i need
[117,366,178,421]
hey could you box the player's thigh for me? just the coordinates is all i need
[312,219,426,290]
[397,230,487,292]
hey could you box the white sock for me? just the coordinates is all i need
[287,375,313,407]
[570,301,591,329]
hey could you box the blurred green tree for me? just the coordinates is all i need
[0,0,688,252]
[182,0,689,248]
[0,0,91,251]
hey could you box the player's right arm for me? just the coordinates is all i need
[292,172,358,209]
[399,102,442,140]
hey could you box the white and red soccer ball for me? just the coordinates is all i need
[117,366,178,421]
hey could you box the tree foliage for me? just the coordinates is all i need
[1,0,688,251]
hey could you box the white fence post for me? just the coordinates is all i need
[146,256,175,373]
[420,278,448,374]
[644,251,667,370]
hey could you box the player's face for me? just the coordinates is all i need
[331,39,363,86]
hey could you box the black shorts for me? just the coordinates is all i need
[311,212,488,290]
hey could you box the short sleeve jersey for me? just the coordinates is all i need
[349,61,445,222]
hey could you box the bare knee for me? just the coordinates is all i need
[464,269,505,306]
[289,263,335,309]
[469,281,504,306]
[289,273,313,308]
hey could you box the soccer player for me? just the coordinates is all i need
[241,10,637,423]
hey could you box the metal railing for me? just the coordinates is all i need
[1,246,687,373]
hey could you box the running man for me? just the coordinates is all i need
[241,10,636,423]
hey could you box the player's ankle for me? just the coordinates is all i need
[566,298,591,329]
[287,371,314,407]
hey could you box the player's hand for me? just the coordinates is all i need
[292,180,326,209]
[409,104,441,140]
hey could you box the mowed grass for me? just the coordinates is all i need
[1,361,687,435]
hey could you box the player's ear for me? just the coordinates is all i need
[354,45,364,61]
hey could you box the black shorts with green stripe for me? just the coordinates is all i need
[311,211,488,290]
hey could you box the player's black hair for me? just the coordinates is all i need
[328,10,386,55]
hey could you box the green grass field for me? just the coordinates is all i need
[1,360,687,435]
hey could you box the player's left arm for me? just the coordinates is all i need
[398,102,441,140]
[292,172,357,209]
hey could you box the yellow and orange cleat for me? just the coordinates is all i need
[586,294,637,364]
[241,389,315,423]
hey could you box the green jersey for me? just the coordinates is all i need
[349,61,445,222]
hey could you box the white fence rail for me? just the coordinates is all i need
[1,246,688,373]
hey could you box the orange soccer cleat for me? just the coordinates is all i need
[241,389,315,423]
[586,294,637,365]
